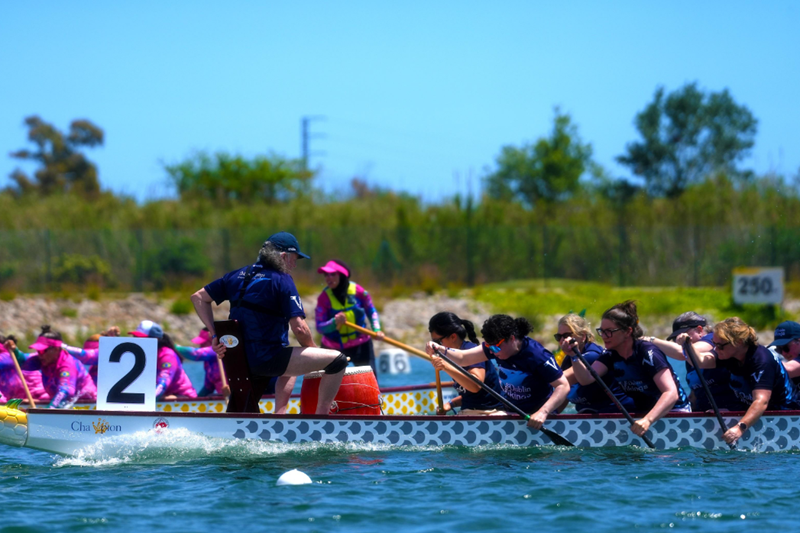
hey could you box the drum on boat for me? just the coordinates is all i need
[300,366,382,415]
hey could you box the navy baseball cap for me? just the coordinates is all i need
[666,312,707,341]
[266,232,310,259]
[769,321,800,347]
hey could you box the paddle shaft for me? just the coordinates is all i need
[682,338,735,449]
[342,321,443,410]
[9,348,35,408]
[570,345,655,449]
[433,348,574,447]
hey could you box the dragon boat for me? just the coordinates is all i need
[2,403,800,455]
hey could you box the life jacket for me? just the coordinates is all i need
[324,282,367,346]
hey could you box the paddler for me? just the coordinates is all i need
[1,333,49,403]
[427,312,504,415]
[191,232,347,415]
[569,301,691,438]
[426,314,569,429]
[315,259,384,378]
[767,320,800,388]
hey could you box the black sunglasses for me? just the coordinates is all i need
[712,340,730,350]
[777,340,798,354]
[554,332,576,342]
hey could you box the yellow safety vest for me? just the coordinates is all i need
[324,282,364,345]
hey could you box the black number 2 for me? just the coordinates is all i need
[107,342,146,404]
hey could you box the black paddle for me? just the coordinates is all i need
[433,348,574,447]
[682,338,735,450]
[569,344,656,449]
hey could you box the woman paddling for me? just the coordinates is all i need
[175,327,232,397]
[315,259,384,378]
[647,312,745,412]
[0,333,49,404]
[10,325,96,408]
[570,301,690,438]
[427,312,504,415]
[426,314,569,429]
[555,314,634,414]
[691,317,798,445]
[767,321,800,388]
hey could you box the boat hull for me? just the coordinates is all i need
[18,408,800,455]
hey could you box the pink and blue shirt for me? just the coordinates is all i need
[315,282,381,350]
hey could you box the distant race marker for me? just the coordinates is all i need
[277,469,312,486]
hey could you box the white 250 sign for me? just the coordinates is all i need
[732,267,784,305]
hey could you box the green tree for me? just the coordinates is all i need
[485,109,592,207]
[617,82,758,198]
[8,116,104,196]
[164,151,314,203]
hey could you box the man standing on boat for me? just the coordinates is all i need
[191,232,347,415]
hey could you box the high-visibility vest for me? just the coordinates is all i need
[324,282,367,346]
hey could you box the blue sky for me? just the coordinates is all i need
[1,1,798,202]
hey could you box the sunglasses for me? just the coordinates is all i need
[431,335,447,345]
[712,340,730,350]
[596,327,623,338]
[484,338,506,354]
[553,332,575,342]
[777,340,798,354]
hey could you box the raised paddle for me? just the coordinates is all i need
[7,344,35,409]
[342,321,443,411]
[682,338,735,450]
[569,344,655,449]
[433,347,575,447]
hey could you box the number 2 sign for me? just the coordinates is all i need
[97,337,158,411]
[732,267,784,306]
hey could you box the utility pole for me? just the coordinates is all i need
[301,115,326,170]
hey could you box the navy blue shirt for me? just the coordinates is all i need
[562,341,635,413]
[483,337,563,414]
[597,339,690,413]
[205,262,305,375]
[685,333,746,411]
[454,341,504,411]
[716,344,797,410]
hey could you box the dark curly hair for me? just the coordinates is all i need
[601,300,643,339]
[428,312,479,344]
[480,315,533,345]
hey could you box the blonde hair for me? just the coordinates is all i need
[713,317,758,347]
[558,314,595,343]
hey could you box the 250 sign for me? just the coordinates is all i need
[732,268,784,305]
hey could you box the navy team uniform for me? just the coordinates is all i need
[716,344,798,410]
[561,341,635,413]
[454,340,504,411]
[483,337,563,413]
[597,339,690,413]
[205,261,306,377]
[685,333,746,411]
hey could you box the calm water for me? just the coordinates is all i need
[2,358,795,532]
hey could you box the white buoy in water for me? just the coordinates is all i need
[277,469,312,486]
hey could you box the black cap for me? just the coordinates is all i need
[266,232,310,259]
[666,312,707,341]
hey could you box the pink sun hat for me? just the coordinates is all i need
[317,260,349,277]
[191,329,211,345]
[29,336,63,352]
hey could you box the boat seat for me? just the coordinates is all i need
[214,320,271,414]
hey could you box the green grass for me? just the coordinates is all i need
[471,278,795,330]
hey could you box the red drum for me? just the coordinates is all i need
[300,366,382,415]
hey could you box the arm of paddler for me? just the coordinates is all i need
[290,316,317,348]
[175,345,217,362]
[49,370,78,409]
[630,367,679,437]
[358,288,383,336]
[314,295,339,335]
[528,375,570,429]
[426,342,487,367]
[570,357,608,386]
[648,337,685,361]
[431,356,483,393]
[723,389,769,444]
[782,359,800,379]
[62,345,99,366]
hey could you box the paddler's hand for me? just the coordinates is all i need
[4,339,16,351]
[425,341,442,357]
[527,408,549,429]
[559,336,577,355]
[212,336,226,357]
[723,424,743,445]
[431,355,445,372]
[437,402,452,415]
[631,417,651,437]
[375,331,385,340]
[103,326,120,337]
[221,384,231,397]
[334,312,346,327]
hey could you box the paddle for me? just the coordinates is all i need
[343,321,445,412]
[7,344,35,409]
[433,347,574,447]
[682,338,735,449]
[569,344,655,449]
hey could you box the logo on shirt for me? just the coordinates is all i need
[60,371,70,377]
[752,370,765,383]
[643,349,655,367]
[290,295,303,311]
[161,362,172,369]
[544,357,559,371]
